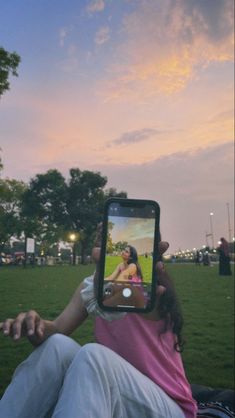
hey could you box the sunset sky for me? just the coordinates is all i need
[109,216,155,253]
[0,0,234,252]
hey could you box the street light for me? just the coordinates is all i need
[70,233,76,242]
[69,233,76,265]
[205,231,210,247]
[209,212,215,249]
[226,203,232,243]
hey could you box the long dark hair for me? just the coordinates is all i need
[157,268,184,352]
[126,245,143,278]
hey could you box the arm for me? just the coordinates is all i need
[54,281,88,335]
[105,263,122,281]
[0,224,103,347]
[0,281,88,347]
[115,263,137,282]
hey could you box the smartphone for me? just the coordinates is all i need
[97,198,160,313]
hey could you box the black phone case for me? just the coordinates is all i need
[97,197,160,313]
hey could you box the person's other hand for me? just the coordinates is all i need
[156,241,169,296]
[0,310,45,343]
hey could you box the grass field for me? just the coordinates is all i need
[0,262,234,397]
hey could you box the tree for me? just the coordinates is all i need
[104,187,127,199]
[21,167,128,263]
[114,241,128,253]
[0,148,3,174]
[0,47,21,98]
[21,169,68,247]
[66,169,108,263]
[66,171,128,262]
[0,178,27,252]
[106,221,114,254]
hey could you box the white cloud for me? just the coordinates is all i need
[59,27,68,47]
[95,26,110,45]
[87,0,105,14]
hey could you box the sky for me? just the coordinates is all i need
[0,0,234,253]
[109,216,155,253]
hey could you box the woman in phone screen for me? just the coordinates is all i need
[105,245,143,283]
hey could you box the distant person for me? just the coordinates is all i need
[203,252,210,267]
[218,238,232,276]
[195,251,201,266]
[29,255,35,266]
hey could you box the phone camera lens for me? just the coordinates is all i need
[104,283,113,296]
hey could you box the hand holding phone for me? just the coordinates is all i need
[97,198,160,313]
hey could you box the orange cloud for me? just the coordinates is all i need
[100,0,234,101]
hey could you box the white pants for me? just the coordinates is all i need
[0,334,185,418]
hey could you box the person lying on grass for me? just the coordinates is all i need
[0,226,197,418]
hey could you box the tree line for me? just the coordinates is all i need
[0,166,127,263]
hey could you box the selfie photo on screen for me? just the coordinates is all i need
[98,199,160,312]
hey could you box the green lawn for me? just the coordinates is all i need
[0,262,234,397]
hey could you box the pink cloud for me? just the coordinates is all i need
[100,0,234,101]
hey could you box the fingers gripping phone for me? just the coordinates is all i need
[97,198,160,313]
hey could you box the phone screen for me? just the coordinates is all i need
[98,198,160,312]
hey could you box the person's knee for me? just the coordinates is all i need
[43,333,78,351]
[34,334,80,371]
[79,342,107,357]
[77,343,115,371]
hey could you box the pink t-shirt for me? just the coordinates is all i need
[95,314,197,418]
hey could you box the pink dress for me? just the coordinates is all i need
[95,314,197,418]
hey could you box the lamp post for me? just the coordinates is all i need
[209,212,215,249]
[226,203,232,243]
[69,233,76,265]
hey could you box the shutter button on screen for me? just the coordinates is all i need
[122,288,132,298]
